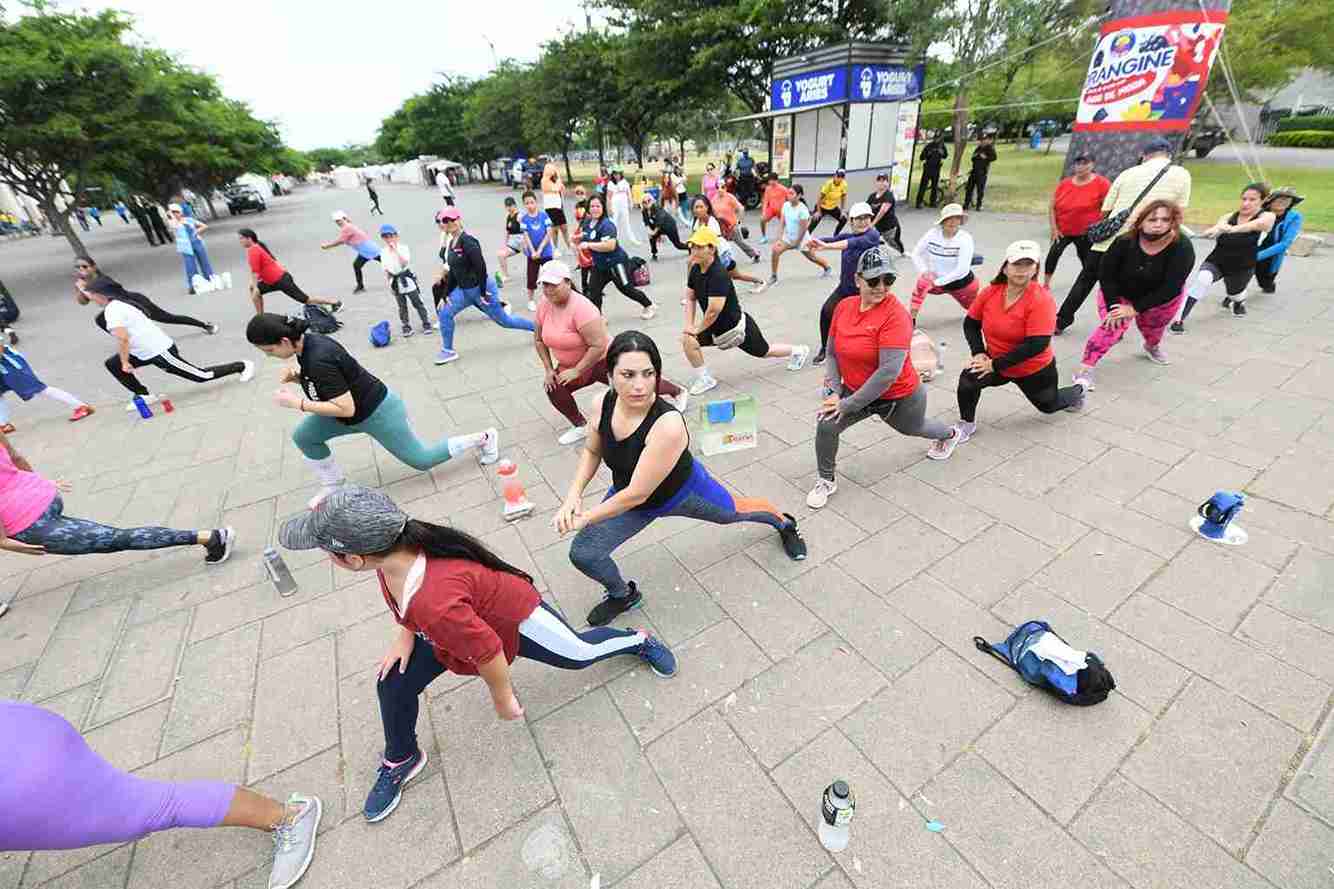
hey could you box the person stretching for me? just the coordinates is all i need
[277,485,676,823]
[682,227,809,396]
[378,224,434,337]
[557,331,808,627]
[0,428,234,562]
[768,185,831,286]
[241,229,342,315]
[432,206,534,365]
[496,197,525,282]
[807,247,957,506]
[84,280,254,410]
[1043,153,1110,287]
[688,196,767,293]
[807,202,884,365]
[1072,200,1194,385]
[575,195,657,318]
[866,172,905,254]
[1254,186,1304,294]
[0,701,319,889]
[321,211,382,294]
[927,240,1086,460]
[642,194,688,261]
[520,190,555,312]
[908,203,980,325]
[535,262,685,445]
[0,345,94,432]
[75,257,217,334]
[366,180,383,216]
[758,172,791,244]
[1175,182,1275,328]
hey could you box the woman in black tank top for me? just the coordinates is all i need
[555,331,808,628]
[1179,183,1275,325]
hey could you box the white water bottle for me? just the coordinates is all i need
[819,780,855,852]
[191,273,208,293]
[221,271,233,289]
[263,547,297,597]
[210,274,224,291]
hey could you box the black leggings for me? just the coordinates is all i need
[115,293,209,331]
[104,346,245,396]
[818,287,853,351]
[587,263,651,310]
[956,360,1082,423]
[353,255,379,288]
[810,206,846,236]
[1056,248,1104,331]
[650,227,688,257]
[1044,234,1092,278]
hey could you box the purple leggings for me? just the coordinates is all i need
[1080,288,1185,367]
[0,701,235,851]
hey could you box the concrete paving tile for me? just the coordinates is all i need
[841,648,1012,794]
[84,701,170,773]
[90,610,189,725]
[20,845,125,889]
[1071,775,1270,889]
[608,619,770,745]
[251,746,347,834]
[0,584,73,674]
[662,510,776,573]
[649,710,828,889]
[0,851,22,889]
[1130,483,1301,571]
[870,474,992,542]
[1234,495,1334,556]
[533,690,680,883]
[429,679,554,851]
[258,576,383,660]
[981,444,1085,498]
[589,544,725,648]
[772,727,989,889]
[128,570,235,625]
[29,683,97,732]
[1155,451,1259,505]
[745,505,865,582]
[1237,603,1334,684]
[1268,544,1334,633]
[926,523,1054,608]
[1079,415,1190,465]
[1291,714,1334,823]
[809,476,906,535]
[888,571,1021,689]
[612,835,721,889]
[1245,799,1334,889]
[1032,530,1165,618]
[415,806,583,889]
[1111,594,1330,730]
[335,611,397,678]
[725,633,884,768]
[1042,489,1191,560]
[1056,446,1170,504]
[162,622,260,756]
[900,438,1008,492]
[248,637,338,782]
[0,662,31,699]
[833,515,959,595]
[36,846,131,889]
[956,479,1089,549]
[23,598,131,702]
[1122,678,1302,852]
[830,436,926,487]
[698,555,824,660]
[1250,454,1334,515]
[1008,418,1111,462]
[189,564,330,644]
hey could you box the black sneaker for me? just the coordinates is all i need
[1260,285,1275,294]
[812,350,826,367]
[1221,297,1232,309]
[402,325,415,338]
[1233,300,1247,317]
[778,514,807,561]
[1169,321,1185,335]
[330,301,344,314]
[586,582,643,627]
[352,286,366,295]
[204,526,235,565]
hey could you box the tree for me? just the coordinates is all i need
[375,77,473,162]
[599,29,693,168]
[1205,0,1334,104]
[525,31,610,182]
[463,63,532,175]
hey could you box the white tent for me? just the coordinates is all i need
[389,160,425,185]
[331,166,362,190]
[234,173,273,195]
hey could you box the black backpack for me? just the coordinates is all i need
[0,281,19,325]
[303,304,341,334]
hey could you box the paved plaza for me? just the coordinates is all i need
[1,181,1333,889]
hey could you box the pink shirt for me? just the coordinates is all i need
[536,293,603,369]
[0,446,57,536]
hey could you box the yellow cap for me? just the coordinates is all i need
[686,226,720,248]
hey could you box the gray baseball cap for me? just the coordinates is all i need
[857,244,898,280]
[278,485,408,554]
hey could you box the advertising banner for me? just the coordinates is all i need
[891,102,919,201]
[770,67,848,112]
[771,116,792,178]
[1074,11,1227,132]
[850,64,926,103]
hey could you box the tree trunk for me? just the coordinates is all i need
[204,195,219,220]
[45,201,88,257]
[679,137,686,166]
[947,91,970,201]
[562,144,574,185]
[596,120,605,166]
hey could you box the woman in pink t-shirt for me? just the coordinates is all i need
[532,261,685,445]
[0,429,234,563]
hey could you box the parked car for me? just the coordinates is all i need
[225,186,267,215]
[1182,120,1226,158]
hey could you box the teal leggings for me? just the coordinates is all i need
[292,391,453,471]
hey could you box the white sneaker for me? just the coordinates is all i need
[1073,370,1095,391]
[786,345,810,371]
[557,425,588,445]
[926,426,962,461]
[125,394,160,412]
[807,478,837,509]
[688,374,718,396]
[239,360,255,383]
[527,299,537,312]
[268,794,322,889]
[640,303,657,320]
[750,281,769,294]
[478,427,500,465]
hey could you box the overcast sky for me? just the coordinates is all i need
[66,0,597,150]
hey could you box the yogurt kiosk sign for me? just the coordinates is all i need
[772,67,848,110]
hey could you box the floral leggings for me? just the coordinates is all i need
[12,496,197,556]
[1080,289,1185,367]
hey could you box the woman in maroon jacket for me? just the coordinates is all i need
[278,486,677,825]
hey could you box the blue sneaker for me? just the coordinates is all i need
[434,349,459,365]
[637,632,677,678]
[363,748,427,823]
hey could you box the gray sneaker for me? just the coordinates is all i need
[268,794,321,889]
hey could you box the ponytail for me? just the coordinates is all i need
[246,312,308,346]
[238,228,276,261]
[391,519,534,585]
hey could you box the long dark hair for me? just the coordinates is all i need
[246,312,308,345]
[238,228,276,261]
[690,195,714,221]
[376,520,533,584]
[606,329,662,378]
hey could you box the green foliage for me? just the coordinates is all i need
[1267,130,1334,148]
[1208,0,1334,104]
[376,77,473,163]
[524,31,615,176]
[1275,115,1334,133]
[462,62,531,165]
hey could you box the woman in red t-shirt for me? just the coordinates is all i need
[807,246,957,509]
[239,229,343,315]
[929,240,1087,461]
[278,485,676,824]
[1043,154,1110,287]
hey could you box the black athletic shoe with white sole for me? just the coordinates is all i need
[586,582,643,627]
[778,514,807,560]
[204,526,235,564]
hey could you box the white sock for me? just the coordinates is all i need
[41,386,85,408]
[446,430,486,457]
[305,455,345,488]
[0,400,10,425]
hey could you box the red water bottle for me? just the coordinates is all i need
[161,398,175,413]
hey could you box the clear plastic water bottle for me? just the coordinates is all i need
[263,547,297,597]
[819,780,855,852]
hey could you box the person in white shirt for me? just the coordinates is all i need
[84,280,254,410]
[379,224,434,337]
[436,169,456,206]
[909,203,981,323]
[768,185,831,285]
[605,170,641,246]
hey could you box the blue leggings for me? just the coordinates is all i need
[569,462,787,597]
[181,242,214,290]
[0,701,234,851]
[12,495,198,556]
[437,278,534,351]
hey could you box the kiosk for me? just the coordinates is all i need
[734,41,926,203]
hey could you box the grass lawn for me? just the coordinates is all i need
[558,144,1332,231]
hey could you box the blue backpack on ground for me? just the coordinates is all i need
[369,320,391,347]
[974,620,1115,706]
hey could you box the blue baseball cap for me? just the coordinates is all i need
[1144,136,1173,155]
[378,223,398,237]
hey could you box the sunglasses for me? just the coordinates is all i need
[861,275,893,290]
